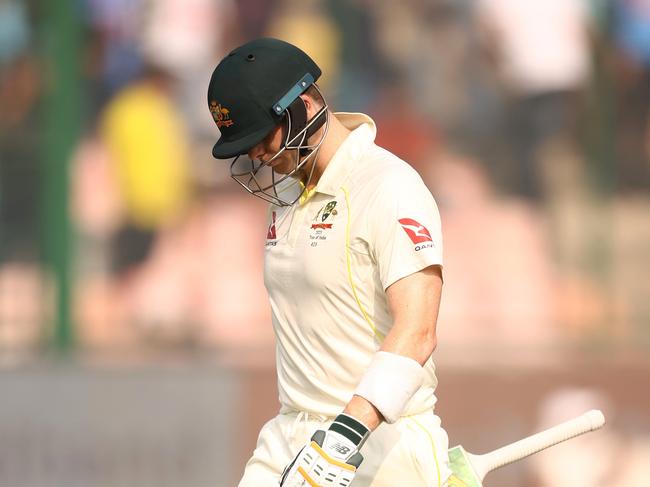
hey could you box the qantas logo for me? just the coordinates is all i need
[398,218,433,244]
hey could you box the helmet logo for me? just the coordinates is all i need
[209,101,234,128]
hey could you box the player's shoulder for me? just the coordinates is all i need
[353,143,428,195]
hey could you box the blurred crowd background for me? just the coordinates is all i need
[1,0,649,486]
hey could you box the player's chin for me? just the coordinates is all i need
[270,161,297,175]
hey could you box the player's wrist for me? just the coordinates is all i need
[308,414,369,467]
[327,413,370,448]
[343,394,384,431]
[354,351,424,423]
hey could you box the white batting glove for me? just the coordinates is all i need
[279,413,370,487]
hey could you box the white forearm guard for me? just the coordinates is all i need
[354,351,424,424]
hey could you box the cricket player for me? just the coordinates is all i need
[208,38,451,487]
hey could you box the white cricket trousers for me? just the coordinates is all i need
[238,410,452,487]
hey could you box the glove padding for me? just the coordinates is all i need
[279,414,370,487]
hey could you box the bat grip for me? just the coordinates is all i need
[477,409,605,476]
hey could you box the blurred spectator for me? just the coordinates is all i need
[425,151,559,348]
[612,0,650,67]
[0,0,40,262]
[0,262,45,356]
[326,0,383,110]
[235,0,280,41]
[370,0,424,85]
[423,1,506,163]
[70,135,133,348]
[80,64,194,345]
[0,53,41,262]
[100,65,192,240]
[71,136,123,240]
[0,1,44,355]
[610,0,650,190]
[476,0,593,201]
[371,1,508,181]
[531,388,616,486]
[374,2,474,133]
[647,112,650,163]
[154,190,274,351]
[266,0,342,94]
[0,0,29,65]
[84,0,145,104]
[531,387,650,487]
[141,0,231,74]
[371,75,442,174]
[141,0,238,137]
[0,0,647,360]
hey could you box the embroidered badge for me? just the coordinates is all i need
[314,200,338,224]
[321,201,337,222]
[309,200,338,246]
[209,101,234,128]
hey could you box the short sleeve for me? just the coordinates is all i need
[364,168,443,290]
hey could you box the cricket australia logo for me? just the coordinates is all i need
[399,218,435,251]
[311,200,337,230]
[309,200,338,247]
[209,101,234,128]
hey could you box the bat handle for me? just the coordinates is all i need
[476,409,605,477]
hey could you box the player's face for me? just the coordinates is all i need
[248,123,299,175]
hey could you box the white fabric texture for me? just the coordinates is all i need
[477,0,590,94]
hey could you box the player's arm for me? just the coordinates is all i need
[279,265,443,486]
[344,264,443,430]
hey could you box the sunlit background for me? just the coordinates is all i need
[1,0,649,485]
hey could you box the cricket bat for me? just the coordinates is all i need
[447,409,605,487]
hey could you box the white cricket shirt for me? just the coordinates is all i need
[264,113,443,418]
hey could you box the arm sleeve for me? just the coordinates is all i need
[365,168,443,290]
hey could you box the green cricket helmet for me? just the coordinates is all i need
[207,38,329,206]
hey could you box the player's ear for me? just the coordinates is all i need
[299,93,318,118]
[299,85,325,117]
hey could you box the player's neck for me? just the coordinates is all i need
[304,112,351,190]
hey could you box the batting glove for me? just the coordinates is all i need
[279,413,370,487]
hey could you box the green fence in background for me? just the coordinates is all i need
[41,0,83,352]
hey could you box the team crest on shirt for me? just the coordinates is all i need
[309,200,338,246]
[310,200,337,230]
[399,218,435,251]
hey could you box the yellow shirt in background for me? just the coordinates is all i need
[101,81,191,229]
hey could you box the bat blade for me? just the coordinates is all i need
[447,410,605,486]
